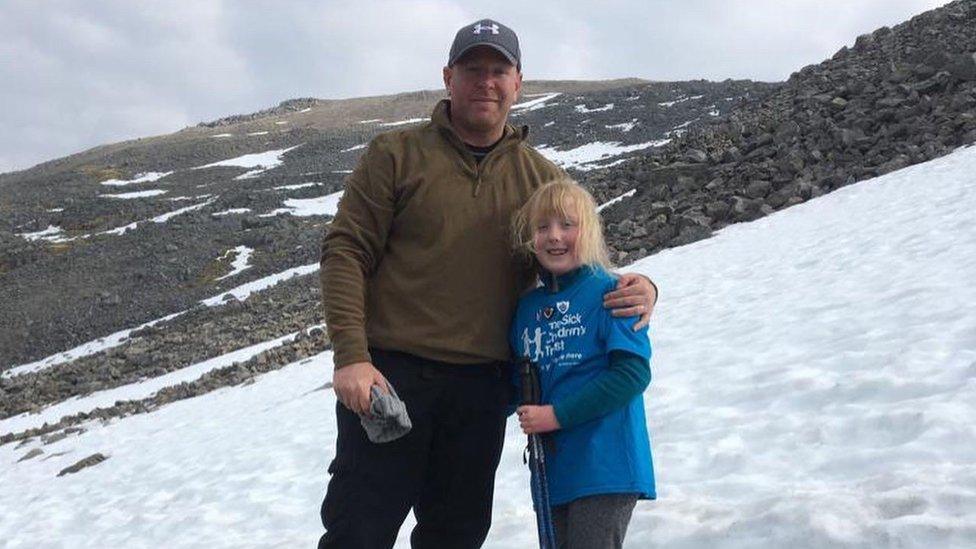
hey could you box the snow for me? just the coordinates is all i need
[16,198,215,243]
[270,182,321,191]
[211,208,251,216]
[275,121,288,125]
[511,92,561,112]
[2,312,187,379]
[575,103,614,113]
[340,143,366,153]
[46,207,64,212]
[17,225,67,242]
[0,331,304,435]
[259,191,343,219]
[215,246,254,281]
[100,172,173,187]
[658,94,704,107]
[103,198,216,235]
[536,140,670,171]
[3,145,976,547]
[4,261,321,377]
[597,189,637,212]
[379,118,428,127]
[233,169,265,180]
[331,170,353,174]
[99,189,168,199]
[359,119,382,124]
[201,263,319,307]
[606,119,638,132]
[247,131,269,136]
[192,145,301,172]
[211,133,233,138]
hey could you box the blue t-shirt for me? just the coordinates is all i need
[510,265,655,505]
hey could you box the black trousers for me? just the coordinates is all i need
[318,348,511,549]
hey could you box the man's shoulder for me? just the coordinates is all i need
[368,122,435,150]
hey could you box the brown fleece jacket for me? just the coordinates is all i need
[320,100,565,368]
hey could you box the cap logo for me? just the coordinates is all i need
[472,22,499,35]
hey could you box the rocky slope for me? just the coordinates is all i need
[588,0,976,262]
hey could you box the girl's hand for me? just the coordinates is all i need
[517,405,561,434]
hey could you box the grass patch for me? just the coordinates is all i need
[79,165,124,182]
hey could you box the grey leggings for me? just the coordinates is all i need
[552,493,638,549]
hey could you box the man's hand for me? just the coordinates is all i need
[333,361,389,415]
[603,273,658,331]
[517,405,560,434]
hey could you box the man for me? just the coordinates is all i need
[318,18,657,549]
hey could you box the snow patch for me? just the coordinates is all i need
[271,182,322,191]
[215,246,254,281]
[258,191,343,218]
[575,103,614,113]
[100,189,168,199]
[201,263,319,307]
[511,92,561,112]
[193,145,301,172]
[378,118,428,127]
[537,140,670,171]
[606,119,638,132]
[100,171,173,187]
[211,208,251,217]
[341,143,366,153]
[658,94,704,107]
[597,189,637,212]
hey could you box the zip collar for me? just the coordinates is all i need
[430,99,529,161]
[540,265,594,294]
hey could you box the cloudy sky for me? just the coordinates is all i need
[0,0,949,174]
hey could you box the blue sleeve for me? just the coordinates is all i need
[601,281,652,362]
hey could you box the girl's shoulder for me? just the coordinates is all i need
[579,265,619,293]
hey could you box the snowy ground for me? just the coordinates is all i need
[2,146,975,547]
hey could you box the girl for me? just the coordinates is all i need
[510,179,655,549]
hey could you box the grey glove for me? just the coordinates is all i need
[359,383,412,443]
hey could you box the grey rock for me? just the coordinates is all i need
[745,180,772,199]
[57,453,108,477]
[947,52,976,81]
[18,448,44,462]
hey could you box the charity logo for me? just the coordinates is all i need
[556,300,570,314]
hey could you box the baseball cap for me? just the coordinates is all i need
[448,19,521,70]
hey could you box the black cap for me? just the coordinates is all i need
[448,19,521,70]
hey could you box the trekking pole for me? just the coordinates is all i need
[520,357,557,549]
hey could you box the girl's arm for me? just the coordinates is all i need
[552,350,650,430]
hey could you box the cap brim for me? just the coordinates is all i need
[450,43,518,67]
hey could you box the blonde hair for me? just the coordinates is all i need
[512,178,613,271]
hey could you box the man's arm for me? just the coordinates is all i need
[320,138,397,413]
[603,274,658,330]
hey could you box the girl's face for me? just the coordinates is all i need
[533,212,582,276]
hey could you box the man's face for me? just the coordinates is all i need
[443,46,522,140]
